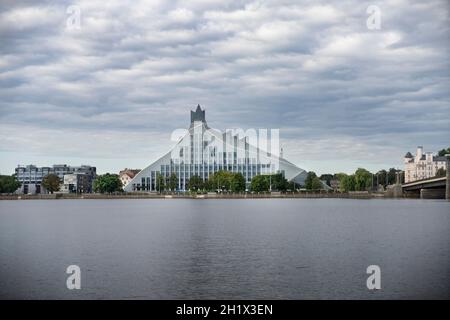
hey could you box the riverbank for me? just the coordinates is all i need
[0,191,399,200]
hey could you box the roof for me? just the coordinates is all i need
[404,152,413,158]
[119,169,141,179]
[433,156,447,162]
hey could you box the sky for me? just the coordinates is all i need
[0,0,449,175]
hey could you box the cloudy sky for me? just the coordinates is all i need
[0,0,449,175]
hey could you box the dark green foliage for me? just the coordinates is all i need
[438,147,450,157]
[250,175,270,192]
[93,173,122,193]
[42,174,61,194]
[0,175,21,193]
[168,173,178,191]
[187,175,204,191]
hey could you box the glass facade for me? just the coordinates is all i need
[125,106,306,192]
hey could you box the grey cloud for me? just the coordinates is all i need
[0,0,449,174]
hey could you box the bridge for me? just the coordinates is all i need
[402,176,448,199]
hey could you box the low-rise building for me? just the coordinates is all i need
[330,179,340,191]
[119,168,141,188]
[404,146,447,183]
[61,173,94,193]
[15,164,96,194]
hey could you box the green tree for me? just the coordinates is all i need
[207,170,233,192]
[0,175,21,193]
[319,174,334,187]
[287,181,299,191]
[168,173,178,191]
[375,169,388,187]
[438,147,450,157]
[311,177,323,190]
[42,174,61,194]
[305,171,318,190]
[337,173,356,192]
[230,173,246,193]
[269,173,288,191]
[155,173,166,192]
[354,168,372,191]
[187,175,204,191]
[436,168,446,177]
[387,168,398,185]
[250,175,270,192]
[93,173,122,193]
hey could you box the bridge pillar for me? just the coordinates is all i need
[446,154,450,201]
[420,188,445,199]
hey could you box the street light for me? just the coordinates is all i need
[445,154,450,201]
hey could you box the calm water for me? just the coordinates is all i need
[0,199,448,299]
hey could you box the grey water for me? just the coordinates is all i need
[0,198,448,299]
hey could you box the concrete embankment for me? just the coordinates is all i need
[1,191,378,200]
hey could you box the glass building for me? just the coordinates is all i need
[124,105,307,192]
[15,164,96,194]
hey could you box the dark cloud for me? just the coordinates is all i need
[0,0,449,174]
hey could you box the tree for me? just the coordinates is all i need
[375,169,388,187]
[269,173,288,191]
[305,171,317,190]
[250,175,269,192]
[319,174,334,187]
[304,171,323,191]
[187,175,204,192]
[0,175,21,193]
[155,173,166,192]
[207,170,233,192]
[42,174,61,194]
[312,178,323,190]
[93,173,122,193]
[438,147,450,157]
[337,173,355,192]
[436,168,446,177]
[387,168,398,185]
[230,173,246,193]
[287,181,299,191]
[168,173,178,191]
[354,168,372,191]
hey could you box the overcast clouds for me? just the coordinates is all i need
[0,0,449,174]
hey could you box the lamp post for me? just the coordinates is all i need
[269,161,272,192]
[445,154,450,201]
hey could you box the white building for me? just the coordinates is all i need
[119,169,141,187]
[124,105,308,192]
[404,146,447,183]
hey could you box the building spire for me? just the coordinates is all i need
[190,104,207,126]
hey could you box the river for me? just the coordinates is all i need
[0,198,448,299]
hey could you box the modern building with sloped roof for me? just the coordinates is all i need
[124,105,307,192]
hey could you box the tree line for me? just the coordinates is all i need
[317,168,404,193]
[2,146,448,194]
[91,171,302,194]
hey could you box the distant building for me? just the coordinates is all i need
[330,179,340,191]
[61,173,94,193]
[119,169,141,187]
[15,164,96,194]
[124,105,307,192]
[404,146,447,183]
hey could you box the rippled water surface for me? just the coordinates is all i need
[0,198,449,299]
